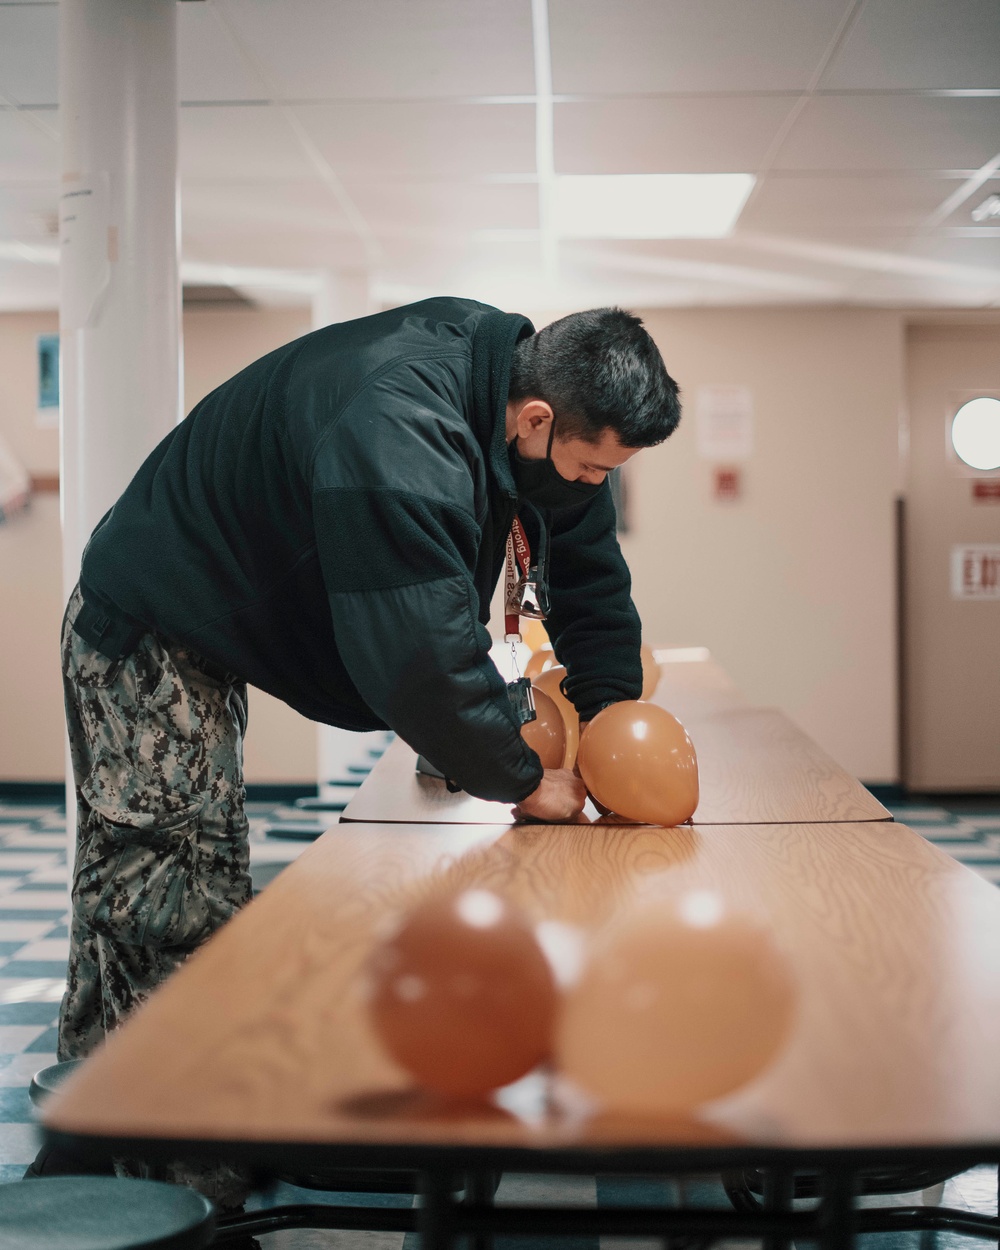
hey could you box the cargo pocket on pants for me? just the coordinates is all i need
[77,750,236,950]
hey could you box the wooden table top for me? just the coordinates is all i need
[45,819,1000,1159]
[341,710,890,827]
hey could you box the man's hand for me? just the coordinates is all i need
[513,768,588,823]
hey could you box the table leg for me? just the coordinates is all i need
[763,1168,795,1250]
[818,1166,856,1250]
[464,1171,497,1250]
[420,1171,457,1250]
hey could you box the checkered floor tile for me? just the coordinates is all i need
[0,792,996,1246]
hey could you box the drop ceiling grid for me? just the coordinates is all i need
[0,0,998,306]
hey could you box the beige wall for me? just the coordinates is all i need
[2,302,906,785]
[621,308,904,782]
[0,304,317,784]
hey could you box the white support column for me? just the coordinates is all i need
[59,0,182,597]
[311,273,387,797]
[58,0,181,823]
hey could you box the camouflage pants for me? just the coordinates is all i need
[59,584,254,1207]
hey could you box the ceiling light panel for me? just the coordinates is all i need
[223,0,534,100]
[554,96,794,176]
[549,0,849,95]
[737,174,971,235]
[773,95,1000,172]
[822,0,1000,91]
[554,174,754,239]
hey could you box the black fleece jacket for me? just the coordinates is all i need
[78,297,643,803]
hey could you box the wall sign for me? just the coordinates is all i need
[951,545,1000,599]
[696,385,754,461]
[972,480,1000,502]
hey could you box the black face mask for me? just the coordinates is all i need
[510,418,604,510]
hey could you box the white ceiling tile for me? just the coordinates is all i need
[738,173,967,234]
[823,0,1000,90]
[0,4,57,107]
[179,106,318,181]
[905,233,1000,270]
[223,0,534,100]
[178,5,266,104]
[182,179,355,239]
[555,96,794,174]
[293,101,536,181]
[550,0,850,94]
[0,111,57,181]
[345,181,538,236]
[774,95,1000,171]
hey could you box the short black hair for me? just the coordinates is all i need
[508,307,680,447]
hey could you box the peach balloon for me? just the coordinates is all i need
[367,889,557,1100]
[521,619,549,653]
[556,895,797,1114]
[524,645,557,680]
[577,701,698,826]
[531,665,580,768]
[521,688,566,769]
[640,645,660,699]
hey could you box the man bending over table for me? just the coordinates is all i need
[48,298,680,1201]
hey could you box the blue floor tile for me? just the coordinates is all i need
[23,1027,59,1054]
[0,911,66,922]
[0,1086,33,1120]
[2,963,69,979]
[0,1004,60,1025]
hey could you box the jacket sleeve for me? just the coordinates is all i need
[310,367,543,804]
[535,482,643,720]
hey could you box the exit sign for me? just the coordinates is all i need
[951,545,1000,599]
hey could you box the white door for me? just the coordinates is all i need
[904,323,1000,791]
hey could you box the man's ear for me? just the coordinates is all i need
[515,399,555,438]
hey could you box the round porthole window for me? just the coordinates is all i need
[951,396,1000,471]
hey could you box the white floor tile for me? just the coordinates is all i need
[0,977,65,1005]
[0,1023,49,1052]
[0,854,58,872]
[26,868,68,887]
[937,843,1000,862]
[2,835,69,851]
[917,826,985,842]
[0,922,55,942]
[0,1121,39,1165]
[971,864,1000,883]
[0,1053,58,1086]
[890,807,951,821]
[0,892,69,910]
[12,939,70,962]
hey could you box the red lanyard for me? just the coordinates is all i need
[504,516,532,642]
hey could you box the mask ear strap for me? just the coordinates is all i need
[545,413,557,458]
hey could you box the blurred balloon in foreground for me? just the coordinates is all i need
[578,701,698,826]
[531,666,579,768]
[524,644,557,680]
[640,645,660,699]
[521,618,549,653]
[367,889,557,1100]
[521,687,566,769]
[556,894,797,1114]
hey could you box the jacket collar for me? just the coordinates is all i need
[470,310,534,501]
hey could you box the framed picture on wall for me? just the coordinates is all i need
[36,333,59,428]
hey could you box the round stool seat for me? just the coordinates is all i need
[0,1177,214,1250]
[28,1060,85,1108]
